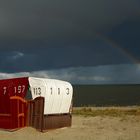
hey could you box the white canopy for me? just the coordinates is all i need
[28,77,73,115]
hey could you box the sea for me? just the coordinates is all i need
[73,84,140,107]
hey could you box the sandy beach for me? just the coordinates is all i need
[0,107,140,140]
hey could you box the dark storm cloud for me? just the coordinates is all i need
[0,45,132,73]
[0,0,140,41]
[0,0,140,77]
[0,64,140,84]
[106,18,140,61]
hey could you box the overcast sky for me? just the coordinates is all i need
[0,0,140,84]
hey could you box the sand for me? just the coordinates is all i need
[0,112,140,140]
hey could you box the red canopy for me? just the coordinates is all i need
[0,77,29,113]
[0,77,29,98]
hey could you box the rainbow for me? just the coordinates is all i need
[95,33,139,64]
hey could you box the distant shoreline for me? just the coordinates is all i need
[73,106,140,117]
